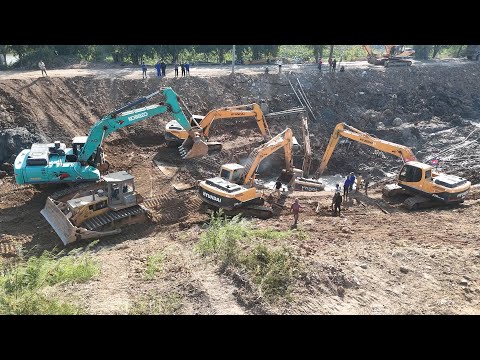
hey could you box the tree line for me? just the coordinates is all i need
[0,45,474,69]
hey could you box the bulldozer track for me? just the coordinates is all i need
[0,235,30,256]
[82,205,145,231]
[143,190,204,225]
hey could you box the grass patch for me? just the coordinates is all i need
[197,211,299,300]
[144,252,164,280]
[130,293,183,315]
[242,244,297,299]
[0,250,99,314]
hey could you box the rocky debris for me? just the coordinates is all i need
[392,117,403,126]
[0,128,45,164]
[337,286,345,297]
[400,266,410,274]
[360,263,368,269]
[459,279,469,286]
[0,171,6,179]
[0,162,13,174]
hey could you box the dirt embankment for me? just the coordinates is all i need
[0,63,479,314]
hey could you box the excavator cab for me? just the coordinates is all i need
[219,163,245,184]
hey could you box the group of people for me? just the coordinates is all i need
[174,62,190,77]
[141,61,190,79]
[154,61,167,77]
[330,171,371,216]
[318,58,344,73]
[289,171,373,227]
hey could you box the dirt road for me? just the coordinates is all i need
[0,58,472,81]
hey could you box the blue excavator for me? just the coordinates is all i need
[14,87,205,185]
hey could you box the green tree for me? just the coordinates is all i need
[432,45,443,58]
[0,45,11,67]
[414,45,433,59]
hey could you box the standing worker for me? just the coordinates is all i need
[333,190,343,216]
[38,60,48,77]
[318,58,322,72]
[174,62,179,77]
[155,61,161,77]
[141,62,147,79]
[332,58,337,72]
[161,61,166,77]
[272,180,282,198]
[290,198,302,228]
[277,58,282,74]
[332,184,341,210]
[181,63,185,77]
[356,173,363,192]
[185,61,190,75]
[343,176,352,199]
[364,172,371,195]
[348,172,356,192]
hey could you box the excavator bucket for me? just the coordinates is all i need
[40,197,78,245]
[178,135,209,159]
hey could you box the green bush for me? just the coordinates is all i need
[243,244,297,298]
[197,211,299,299]
[0,250,98,314]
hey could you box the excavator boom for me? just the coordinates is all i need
[166,103,272,159]
[14,87,190,185]
[242,127,293,185]
[317,122,417,175]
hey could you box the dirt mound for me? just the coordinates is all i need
[0,127,45,163]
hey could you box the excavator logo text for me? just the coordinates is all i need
[203,191,222,203]
[128,112,149,122]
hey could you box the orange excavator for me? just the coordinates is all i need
[362,45,415,67]
[164,103,271,159]
[317,123,471,210]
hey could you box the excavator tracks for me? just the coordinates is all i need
[224,205,274,220]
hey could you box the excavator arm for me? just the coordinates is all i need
[200,103,271,140]
[316,123,417,175]
[78,87,189,165]
[243,128,293,185]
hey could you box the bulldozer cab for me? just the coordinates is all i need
[103,171,138,210]
[219,163,245,184]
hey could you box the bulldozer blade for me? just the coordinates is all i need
[179,137,209,159]
[41,197,78,245]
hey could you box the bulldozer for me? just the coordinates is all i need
[316,123,471,210]
[198,128,323,219]
[41,171,146,245]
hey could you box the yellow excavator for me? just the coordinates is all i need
[316,123,471,210]
[198,127,324,218]
[41,171,146,245]
[362,45,414,67]
[164,103,271,159]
